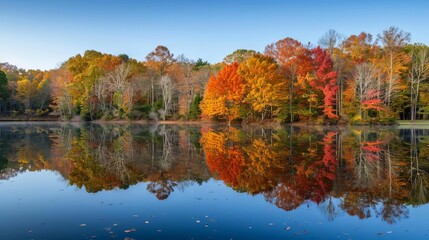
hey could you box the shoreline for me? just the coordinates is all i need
[1,118,429,127]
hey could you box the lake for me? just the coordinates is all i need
[0,123,428,240]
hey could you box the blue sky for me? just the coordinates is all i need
[1,0,428,70]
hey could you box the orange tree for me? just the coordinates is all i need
[200,63,244,125]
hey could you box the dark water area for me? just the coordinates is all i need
[0,123,428,239]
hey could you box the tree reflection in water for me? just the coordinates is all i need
[0,123,428,224]
[201,126,429,224]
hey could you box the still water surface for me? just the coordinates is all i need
[0,123,428,239]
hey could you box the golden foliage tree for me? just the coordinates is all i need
[238,54,287,120]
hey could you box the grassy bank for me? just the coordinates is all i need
[397,120,429,125]
[0,116,60,121]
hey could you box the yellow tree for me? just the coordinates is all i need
[16,71,50,114]
[200,63,244,125]
[238,54,286,120]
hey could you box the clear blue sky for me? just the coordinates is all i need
[1,0,428,70]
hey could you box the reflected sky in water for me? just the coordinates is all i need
[0,123,428,239]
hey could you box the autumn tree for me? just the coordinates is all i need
[319,29,348,117]
[340,32,379,118]
[310,47,339,119]
[238,54,286,121]
[121,59,148,118]
[342,32,376,64]
[50,50,144,120]
[200,63,243,125]
[50,66,74,119]
[265,37,312,122]
[172,55,207,118]
[66,50,123,119]
[15,70,50,114]
[377,27,410,108]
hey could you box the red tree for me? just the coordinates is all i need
[310,47,339,119]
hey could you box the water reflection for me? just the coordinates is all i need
[201,126,429,224]
[0,123,428,225]
[0,124,210,200]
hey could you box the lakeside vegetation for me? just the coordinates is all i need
[1,26,428,125]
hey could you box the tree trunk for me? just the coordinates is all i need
[290,78,294,123]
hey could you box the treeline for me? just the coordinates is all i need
[0,26,428,124]
[0,47,216,120]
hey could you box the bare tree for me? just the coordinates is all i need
[318,29,343,56]
[377,27,411,107]
[158,125,175,170]
[146,46,175,107]
[408,45,429,120]
[101,63,131,116]
[174,55,197,117]
[354,63,381,119]
[159,75,176,119]
[409,129,429,205]
[50,67,74,119]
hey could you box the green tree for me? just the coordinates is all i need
[0,70,9,114]
[188,93,202,120]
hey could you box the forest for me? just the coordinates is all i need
[0,26,428,124]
